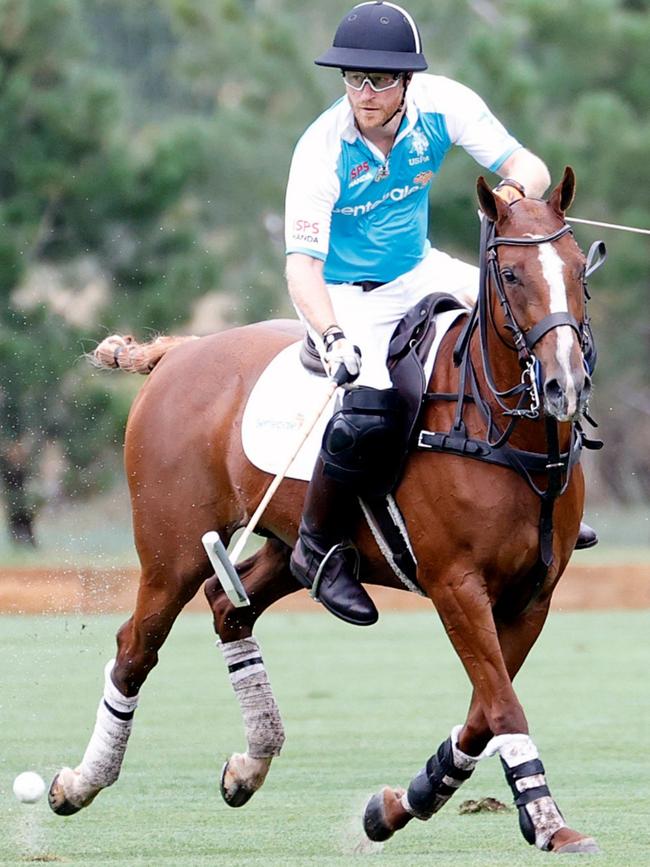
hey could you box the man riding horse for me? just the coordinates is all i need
[286,0,597,628]
[49,8,604,845]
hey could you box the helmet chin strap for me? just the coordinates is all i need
[382,73,411,127]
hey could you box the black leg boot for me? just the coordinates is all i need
[290,458,378,627]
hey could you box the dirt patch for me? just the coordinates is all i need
[459,797,510,814]
[0,563,647,615]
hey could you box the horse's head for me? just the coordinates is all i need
[477,168,591,422]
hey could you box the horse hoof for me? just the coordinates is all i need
[363,787,412,842]
[48,773,82,816]
[364,791,395,841]
[553,837,601,855]
[219,760,255,808]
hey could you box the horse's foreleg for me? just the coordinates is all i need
[364,572,513,842]
[205,538,297,807]
[457,601,599,854]
[365,588,598,853]
[49,575,196,816]
[363,722,480,842]
[457,598,554,755]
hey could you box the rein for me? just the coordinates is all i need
[419,213,605,609]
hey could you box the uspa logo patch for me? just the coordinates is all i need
[409,129,429,157]
[408,128,430,166]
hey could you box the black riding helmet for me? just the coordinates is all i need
[315,1,428,72]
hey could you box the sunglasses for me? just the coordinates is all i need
[341,70,403,92]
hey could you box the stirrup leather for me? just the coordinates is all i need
[310,542,360,600]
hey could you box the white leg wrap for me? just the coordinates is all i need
[77,659,139,791]
[483,733,566,850]
[219,637,285,758]
[449,723,481,773]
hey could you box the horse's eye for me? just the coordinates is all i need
[501,268,518,284]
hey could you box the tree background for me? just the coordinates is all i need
[0,0,647,545]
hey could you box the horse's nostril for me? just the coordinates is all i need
[544,378,563,403]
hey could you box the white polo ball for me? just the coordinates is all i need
[13,771,46,804]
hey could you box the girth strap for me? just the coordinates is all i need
[417,427,582,479]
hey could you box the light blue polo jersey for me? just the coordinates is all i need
[285,74,522,284]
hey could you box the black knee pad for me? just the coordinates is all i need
[321,387,407,497]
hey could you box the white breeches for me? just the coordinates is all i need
[316,248,479,389]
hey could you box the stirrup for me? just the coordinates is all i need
[311,542,359,600]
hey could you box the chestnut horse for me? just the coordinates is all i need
[50,170,602,854]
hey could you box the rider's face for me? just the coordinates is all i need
[345,74,405,132]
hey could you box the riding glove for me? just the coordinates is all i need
[322,327,361,387]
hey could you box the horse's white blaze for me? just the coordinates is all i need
[537,243,577,415]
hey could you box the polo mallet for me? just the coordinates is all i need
[202,365,349,607]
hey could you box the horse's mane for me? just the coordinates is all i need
[90,333,197,374]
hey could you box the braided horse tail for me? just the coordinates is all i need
[90,334,198,375]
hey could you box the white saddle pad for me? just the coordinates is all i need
[241,308,466,481]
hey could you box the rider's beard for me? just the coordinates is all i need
[349,91,403,132]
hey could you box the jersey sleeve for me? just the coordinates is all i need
[284,121,342,261]
[420,76,523,173]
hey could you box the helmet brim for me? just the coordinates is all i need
[315,47,428,72]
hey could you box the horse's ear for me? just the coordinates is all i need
[477,176,510,223]
[548,166,576,216]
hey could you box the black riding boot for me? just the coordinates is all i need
[290,458,378,627]
[575,521,598,549]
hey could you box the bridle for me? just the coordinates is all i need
[487,223,580,357]
[454,215,605,426]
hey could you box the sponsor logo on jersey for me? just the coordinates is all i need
[414,170,434,187]
[348,160,373,188]
[292,218,320,244]
[350,171,373,188]
[350,161,369,181]
[333,183,422,217]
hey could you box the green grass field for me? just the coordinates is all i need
[1,611,649,866]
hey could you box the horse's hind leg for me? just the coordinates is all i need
[49,565,202,815]
[204,537,297,808]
